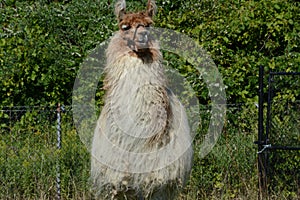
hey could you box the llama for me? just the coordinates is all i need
[91,0,193,199]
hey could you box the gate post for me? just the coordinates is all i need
[257,66,268,199]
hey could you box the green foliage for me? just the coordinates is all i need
[156,0,300,103]
[1,0,299,106]
[267,83,300,198]
[1,0,114,106]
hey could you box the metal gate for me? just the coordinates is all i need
[256,66,300,199]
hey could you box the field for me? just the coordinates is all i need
[1,103,299,199]
[1,0,299,199]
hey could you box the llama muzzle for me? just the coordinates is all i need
[131,24,150,50]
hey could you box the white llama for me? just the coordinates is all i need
[91,0,193,199]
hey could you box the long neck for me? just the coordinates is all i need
[102,33,170,148]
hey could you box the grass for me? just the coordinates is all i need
[0,105,299,199]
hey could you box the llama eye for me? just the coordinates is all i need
[121,24,131,31]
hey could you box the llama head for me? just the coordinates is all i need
[114,0,157,52]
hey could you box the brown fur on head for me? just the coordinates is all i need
[114,0,157,54]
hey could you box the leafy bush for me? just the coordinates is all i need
[1,0,299,106]
[1,0,114,106]
[156,0,299,103]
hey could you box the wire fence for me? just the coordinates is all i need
[0,101,299,199]
[0,105,91,199]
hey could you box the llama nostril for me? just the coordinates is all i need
[138,31,149,43]
[144,34,148,42]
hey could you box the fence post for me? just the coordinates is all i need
[257,66,268,199]
[56,103,62,200]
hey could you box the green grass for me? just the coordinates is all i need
[0,105,299,199]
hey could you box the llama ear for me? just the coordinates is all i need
[146,0,157,18]
[115,0,126,21]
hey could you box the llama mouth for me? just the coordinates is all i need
[136,44,150,52]
[132,41,150,51]
[127,39,150,51]
[137,37,150,47]
[137,41,149,46]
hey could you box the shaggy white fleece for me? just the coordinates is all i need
[91,5,193,199]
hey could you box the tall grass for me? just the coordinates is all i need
[0,105,299,199]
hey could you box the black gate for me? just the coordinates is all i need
[256,66,300,199]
